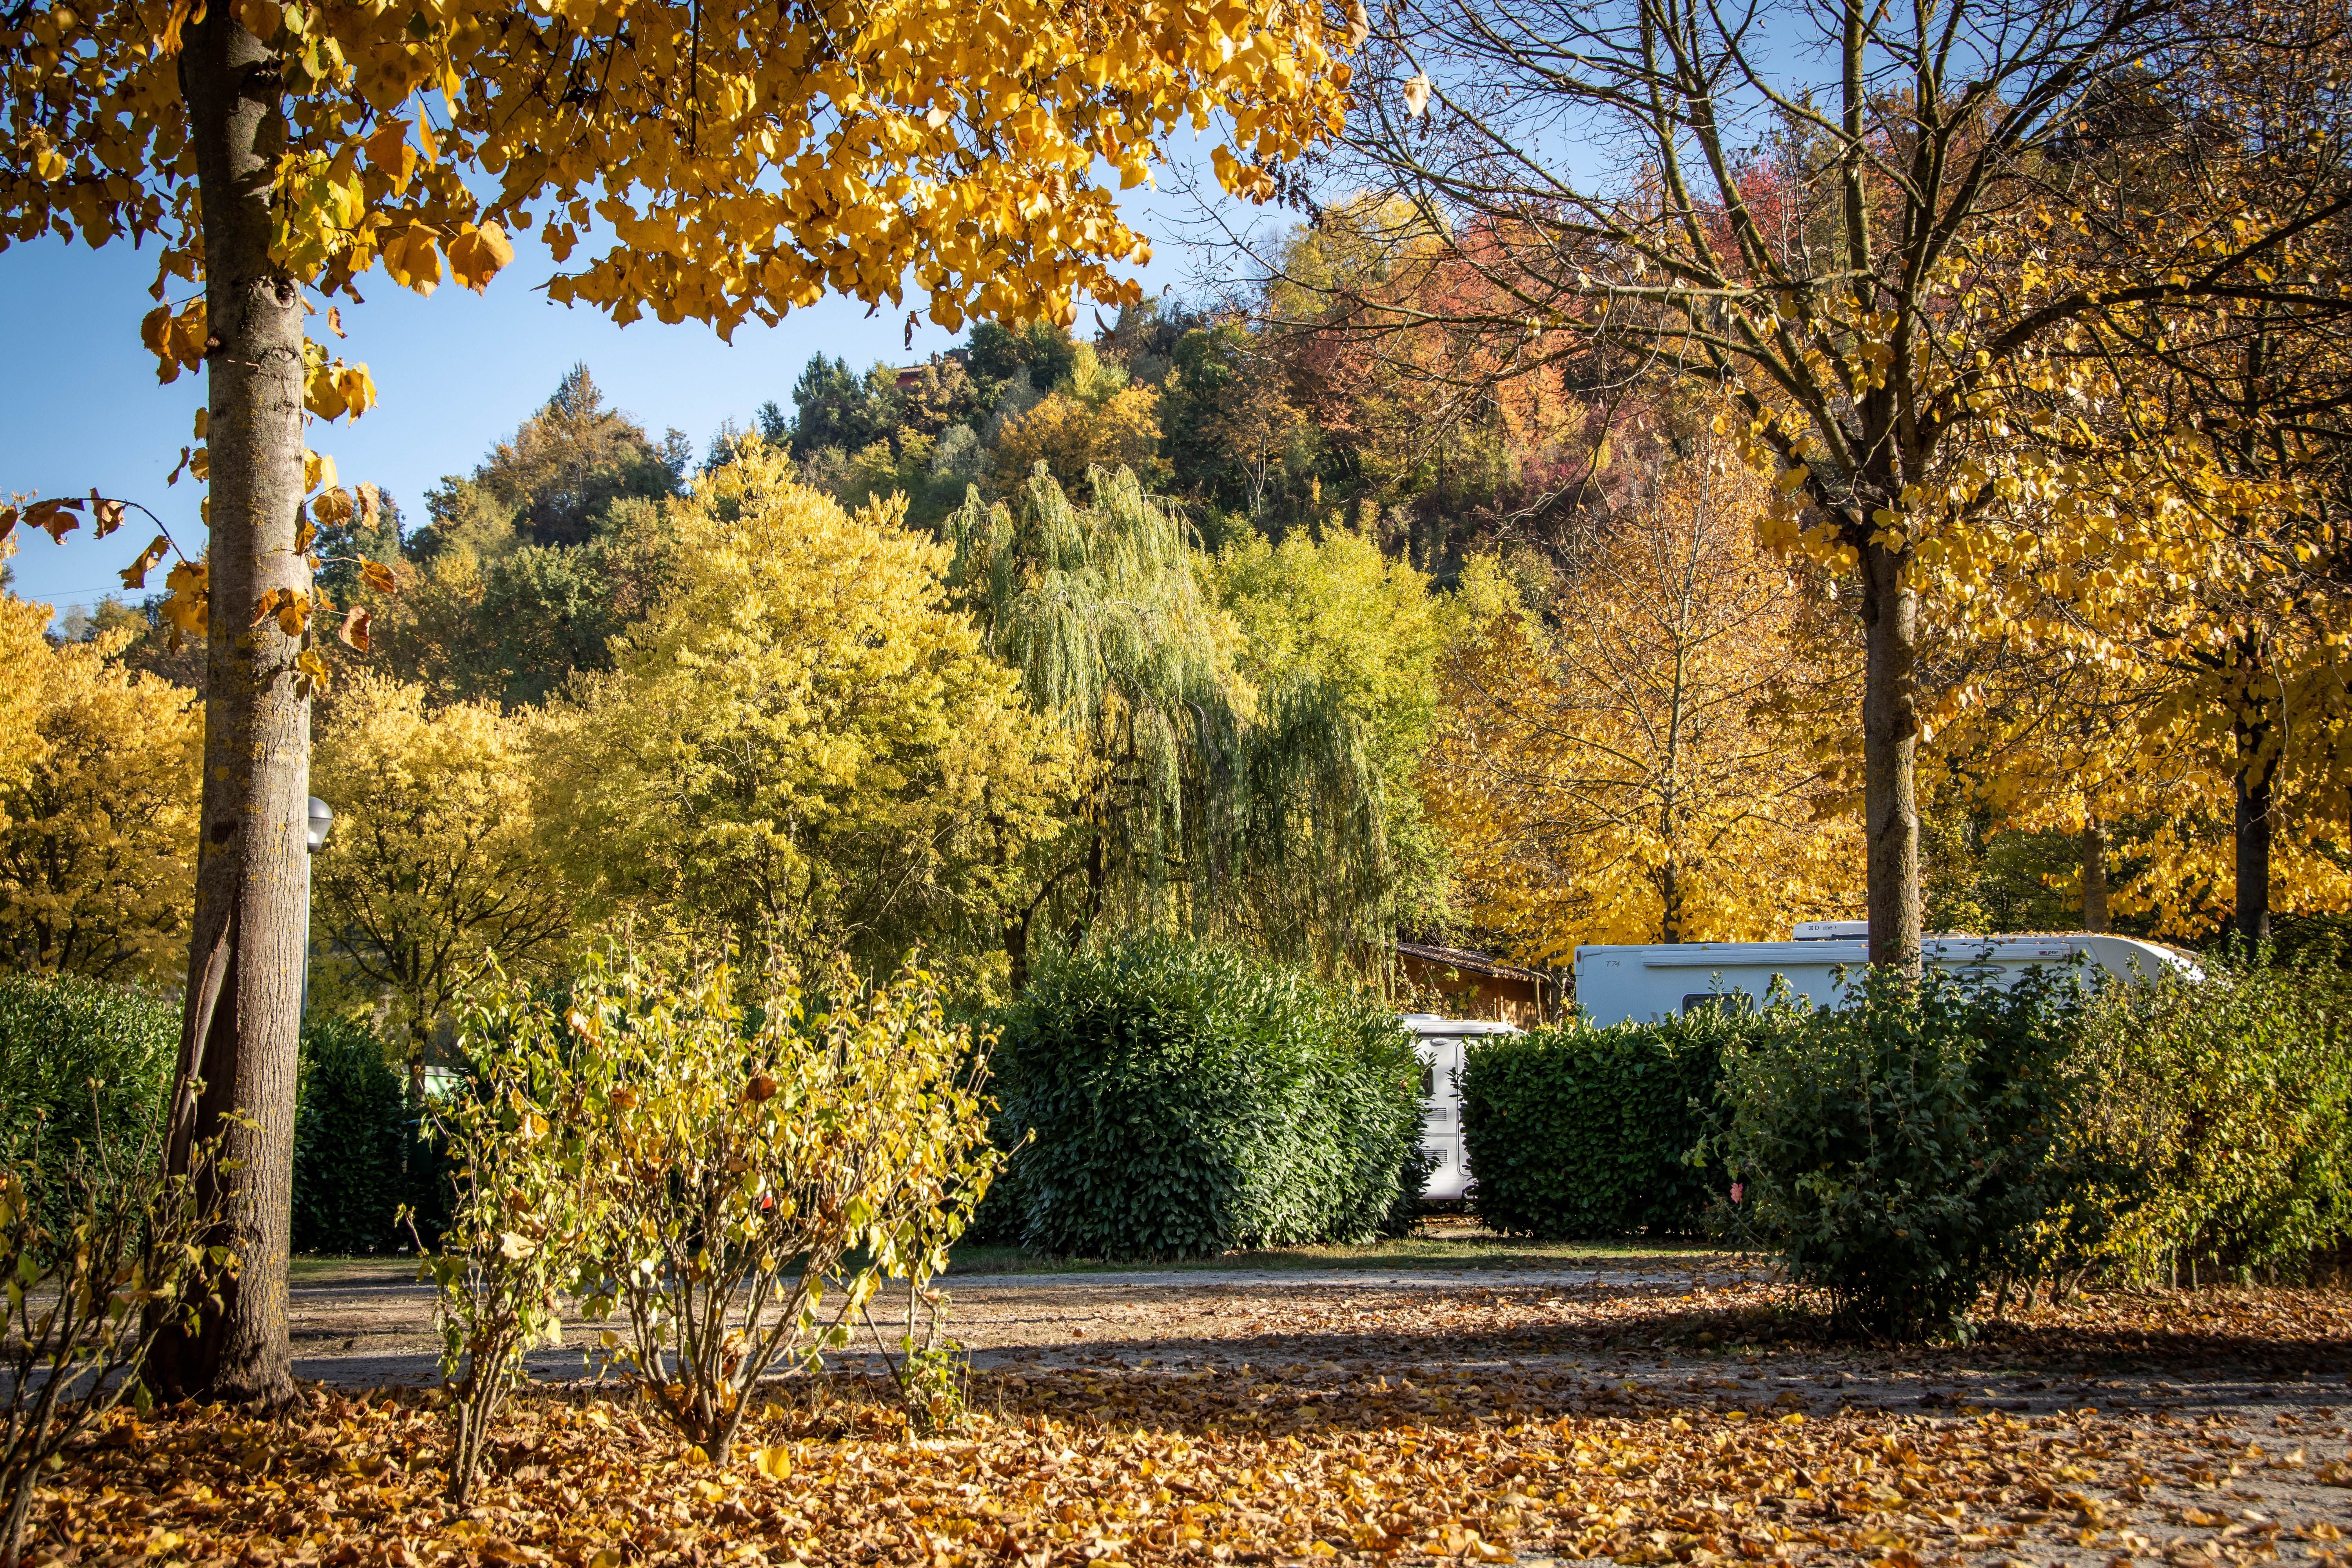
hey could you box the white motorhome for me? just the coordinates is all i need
[1574,921,2200,1026]
[1401,1013,1516,1200]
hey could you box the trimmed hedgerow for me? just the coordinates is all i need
[290,1018,450,1254]
[1457,1013,1735,1240]
[984,935,1424,1260]
[2080,944,2352,1286]
[0,974,449,1253]
[0,972,176,1180]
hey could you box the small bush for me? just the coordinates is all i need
[1458,1014,1735,1239]
[571,944,997,1460]
[291,1019,448,1255]
[421,982,604,1505]
[987,935,1424,1260]
[1,1102,236,1567]
[2083,944,2352,1284]
[1706,967,2110,1338]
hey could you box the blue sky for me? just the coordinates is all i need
[0,182,1224,621]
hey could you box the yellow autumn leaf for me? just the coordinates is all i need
[120,534,172,591]
[446,223,514,292]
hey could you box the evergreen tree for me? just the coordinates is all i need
[786,354,899,456]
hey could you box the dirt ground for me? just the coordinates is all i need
[254,1246,2352,1566]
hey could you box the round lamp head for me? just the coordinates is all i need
[307,796,334,853]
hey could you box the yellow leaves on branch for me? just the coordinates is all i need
[303,341,379,420]
[7,0,1350,352]
[139,299,209,384]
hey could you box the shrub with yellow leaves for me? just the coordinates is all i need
[415,964,609,1507]
[561,943,1002,1465]
[1,1111,240,1568]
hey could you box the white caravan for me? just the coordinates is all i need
[1402,1013,1517,1200]
[1574,921,2200,1026]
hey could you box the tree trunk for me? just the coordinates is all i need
[152,5,312,1408]
[1859,539,1923,972]
[2080,820,2109,933]
[2234,713,2274,946]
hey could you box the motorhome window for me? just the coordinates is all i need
[1682,993,1752,1016]
[1420,1062,1435,1097]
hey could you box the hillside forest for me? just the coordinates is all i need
[8,267,2348,1053]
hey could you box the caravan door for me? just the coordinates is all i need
[1401,1014,1518,1201]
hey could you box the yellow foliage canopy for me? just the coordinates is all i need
[3,0,1350,339]
[310,673,576,1053]
[543,444,1070,997]
[1426,446,1858,959]
[994,387,1168,495]
[0,597,202,981]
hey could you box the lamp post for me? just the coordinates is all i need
[303,797,332,1022]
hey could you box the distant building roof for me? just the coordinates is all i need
[1395,940,1548,984]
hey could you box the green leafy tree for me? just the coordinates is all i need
[948,467,1394,978]
[967,319,1079,394]
[543,445,1070,999]
[1210,521,1463,944]
[446,365,688,550]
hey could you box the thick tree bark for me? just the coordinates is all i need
[2080,820,2109,933]
[2234,715,2274,947]
[1859,540,1924,973]
[152,5,312,1407]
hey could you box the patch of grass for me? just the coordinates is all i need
[288,1227,1733,1288]
[290,1255,421,1285]
[943,1224,1731,1276]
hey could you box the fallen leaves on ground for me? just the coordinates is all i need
[28,1281,2352,1568]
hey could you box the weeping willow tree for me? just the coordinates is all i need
[948,465,1394,979]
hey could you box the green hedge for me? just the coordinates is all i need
[2080,946,2352,1284]
[0,973,178,1160]
[1458,1013,1735,1238]
[291,1017,450,1254]
[0,972,446,1253]
[983,935,1425,1260]
[0,974,178,1244]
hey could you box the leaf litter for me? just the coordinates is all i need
[26,1271,2352,1568]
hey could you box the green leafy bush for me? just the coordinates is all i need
[0,973,176,1163]
[1458,1013,1734,1239]
[986,936,1424,1260]
[0,973,448,1254]
[2082,946,2352,1284]
[291,1018,448,1254]
[1706,968,2113,1338]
